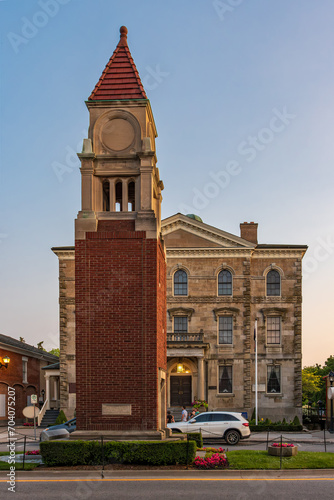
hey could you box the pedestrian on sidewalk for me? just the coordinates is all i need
[181,406,188,422]
[167,410,174,424]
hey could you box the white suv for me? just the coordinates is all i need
[167,411,250,445]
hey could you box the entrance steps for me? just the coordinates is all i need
[168,406,192,422]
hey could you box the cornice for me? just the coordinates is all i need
[166,248,253,258]
[162,218,254,249]
[51,248,75,260]
[253,249,306,258]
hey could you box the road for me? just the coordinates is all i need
[0,470,333,499]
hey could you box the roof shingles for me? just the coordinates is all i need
[89,26,147,101]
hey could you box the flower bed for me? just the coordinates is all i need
[25,450,40,455]
[194,453,229,469]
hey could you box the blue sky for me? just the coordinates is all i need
[1,0,333,366]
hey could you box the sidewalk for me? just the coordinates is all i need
[247,430,334,444]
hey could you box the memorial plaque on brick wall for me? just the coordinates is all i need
[102,404,132,416]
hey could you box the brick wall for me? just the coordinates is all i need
[75,227,166,431]
[0,349,39,422]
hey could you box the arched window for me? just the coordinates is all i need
[266,270,280,296]
[115,181,122,212]
[174,270,188,296]
[128,181,135,211]
[218,270,232,296]
[102,180,110,212]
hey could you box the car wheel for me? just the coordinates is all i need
[224,429,240,445]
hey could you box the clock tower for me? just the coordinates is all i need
[74,27,167,439]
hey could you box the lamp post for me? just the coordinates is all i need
[329,371,334,434]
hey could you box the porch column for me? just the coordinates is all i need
[198,357,205,400]
[122,179,128,211]
[45,373,51,410]
[53,379,58,402]
[109,178,115,211]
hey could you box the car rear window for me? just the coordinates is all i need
[210,414,239,422]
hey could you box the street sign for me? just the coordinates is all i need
[31,394,38,404]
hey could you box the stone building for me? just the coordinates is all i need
[52,27,307,424]
[53,212,307,422]
[163,214,307,421]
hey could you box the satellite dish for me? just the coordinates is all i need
[22,406,39,419]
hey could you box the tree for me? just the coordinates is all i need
[302,368,321,404]
[49,348,60,357]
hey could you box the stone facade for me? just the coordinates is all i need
[163,214,306,421]
[53,214,306,422]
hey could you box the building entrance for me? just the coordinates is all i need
[170,376,192,406]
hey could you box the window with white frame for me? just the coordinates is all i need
[266,270,281,296]
[219,365,233,393]
[267,365,281,393]
[22,357,28,383]
[267,316,281,344]
[174,316,188,333]
[218,269,232,296]
[218,316,233,344]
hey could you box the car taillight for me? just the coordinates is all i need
[242,423,249,427]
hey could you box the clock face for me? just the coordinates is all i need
[101,118,135,151]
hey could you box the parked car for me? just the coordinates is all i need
[40,418,76,442]
[167,411,250,445]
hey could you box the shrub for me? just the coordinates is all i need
[51,410,67,426]
[292,416,301,426]
[40,439,197,467]
[184,432,203,448]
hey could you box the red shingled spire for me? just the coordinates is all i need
[89,26,147,100]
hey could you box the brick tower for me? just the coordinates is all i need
[74,27,167,440]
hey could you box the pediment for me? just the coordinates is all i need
[162,214,254,249]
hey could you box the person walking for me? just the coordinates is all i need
[181,405,188,422]
[167,410,174,424]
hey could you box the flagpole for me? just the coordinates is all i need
[255,318,258,425]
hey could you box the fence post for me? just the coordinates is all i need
[101,436,105,479]
[23,436,26,470]
[324,427,327,453]
[279,434,283,470]
[266,429,269,450]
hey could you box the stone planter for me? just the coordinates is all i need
[268,446,298,457]
[198,406,208,412]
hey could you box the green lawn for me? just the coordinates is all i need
[0,452,39,471]
[227,450,334,469]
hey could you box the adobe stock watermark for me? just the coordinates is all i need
[52,130,86,183]
[142,65,170,91]
[7,386,16,493]
[303,235,334,280]
[213,0,244,21]
[7,0,72,54]
[178,106,296,214]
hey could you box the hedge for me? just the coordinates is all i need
[184,432,203,448]
[40,439,197,467]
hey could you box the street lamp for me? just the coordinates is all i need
[329,371,334,434]
[0,355,10,369]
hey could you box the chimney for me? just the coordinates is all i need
[240,222,258,244]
